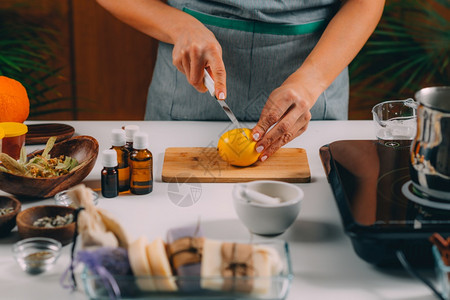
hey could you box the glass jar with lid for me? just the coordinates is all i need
[0,122,28,160]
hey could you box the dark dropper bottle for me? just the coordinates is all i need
[101,149,119,198]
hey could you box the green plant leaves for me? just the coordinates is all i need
[349,0,450,111]
[0,7,74,118]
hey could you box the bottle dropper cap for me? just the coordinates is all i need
[125,125,140,143]
[102,149,118,167]
[111,129,126,146]
[133,132,148,150]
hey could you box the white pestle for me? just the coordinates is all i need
[240,186,281,205]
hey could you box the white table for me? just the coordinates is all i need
[0,120,437,300]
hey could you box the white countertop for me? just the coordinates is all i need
[0,120,437,300]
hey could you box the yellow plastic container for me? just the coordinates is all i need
[0,127,4,153]
[0,122,28,160]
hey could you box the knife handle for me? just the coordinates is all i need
[203,69,215,97]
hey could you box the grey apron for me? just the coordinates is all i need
[145,0,349,121]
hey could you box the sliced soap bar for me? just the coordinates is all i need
[252,245,284,295]
[251,247,271,294]
[147,237,178,291]
[128,236,155,291]
[200,239,224,290]
[201,240,284,295]
[167,224,204,291]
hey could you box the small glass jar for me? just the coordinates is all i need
[54,189,99,207]
[0,122,28,160]
[0,127,4,153]
[12,237,62,275]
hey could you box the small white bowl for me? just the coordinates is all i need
[233,180,303,236]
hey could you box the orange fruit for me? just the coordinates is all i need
[217,128,260,167]
[0,76,30,123]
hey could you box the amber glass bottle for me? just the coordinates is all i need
[101,149,119,198]
[130,132,153,195]
[124,125,139,152]
[110,129,130,192]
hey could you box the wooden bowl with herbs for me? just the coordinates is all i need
[16,205,76,246]
[0,135,98,199]
[0,196,21,236]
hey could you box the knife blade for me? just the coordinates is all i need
[203,69,249,139]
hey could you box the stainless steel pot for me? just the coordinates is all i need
[410,86,450,200]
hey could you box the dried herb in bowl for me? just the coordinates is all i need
[0,136,79,178]
[0,207,14,216]
[33,213,74,228]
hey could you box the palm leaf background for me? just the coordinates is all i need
[0,7,73,117]
[1,1,447,120]
[349,0,449,119]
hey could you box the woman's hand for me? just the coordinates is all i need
[251,82,313,162]
[251,0,385,162]
[171,22,227,99]
[95,0,227,99]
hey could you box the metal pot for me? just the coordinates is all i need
[410,86,450,200]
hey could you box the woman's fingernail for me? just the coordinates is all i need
[261,155,268,162]
[218,92,225,100]
[256,146,264,153]
[253,133,260,141]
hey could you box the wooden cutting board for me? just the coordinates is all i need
[162,147,310,183]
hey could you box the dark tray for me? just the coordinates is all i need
[319,140,450,266]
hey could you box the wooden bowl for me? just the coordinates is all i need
[0,135,98,199]
[16,205,76,246]
[0,196,21,236]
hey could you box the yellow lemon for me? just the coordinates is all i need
[217,128,260,167]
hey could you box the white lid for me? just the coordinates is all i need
[102,149,118,167]
[133,132,148,150]
[111,129,126,146]
[124,125,140,142]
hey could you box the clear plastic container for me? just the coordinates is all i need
[432,245,450,300]
[0,122,28,160]
[371,99,417,140]
[81,240,293,300]
[0,127,4,153]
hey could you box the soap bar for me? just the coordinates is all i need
[128,236,155,291]
[166,224,203,245]
[167,225,204,291]
[167,224,203,269]
[147,237,178,291]
[201,240,284,295]
[200,239,224,291]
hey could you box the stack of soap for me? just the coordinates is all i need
[128,236,177,292]
[167,224,204,291]
[128,236,155,291]
[147,238,178,291]
[201,239,283,295]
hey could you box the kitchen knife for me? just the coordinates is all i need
[203,69,249,139]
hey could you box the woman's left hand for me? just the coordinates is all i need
[251,83,313,162]
[251,0,385,162]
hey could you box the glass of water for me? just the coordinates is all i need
[372,98,417,140]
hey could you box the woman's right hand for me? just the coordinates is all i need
[95,0,227,99]
[171,20,227,100]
